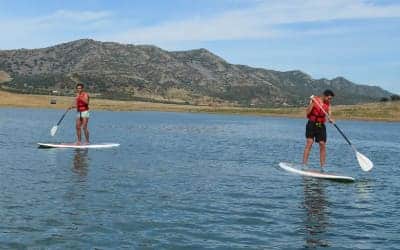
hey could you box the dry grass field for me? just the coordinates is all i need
[1,90,399,121]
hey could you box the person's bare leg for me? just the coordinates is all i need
[303,138,314,165]
[76,118,82,144]
[319,141,326,167]
[82,118,90,144]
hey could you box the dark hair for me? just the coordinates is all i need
[76,83,84,89]
[323,89,335,97]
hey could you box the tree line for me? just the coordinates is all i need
[380,95,400,102]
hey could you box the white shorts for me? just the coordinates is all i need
[77,110,90,119]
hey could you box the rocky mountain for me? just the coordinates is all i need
[0,39,392,107]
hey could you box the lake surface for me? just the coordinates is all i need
[0,108,399,249]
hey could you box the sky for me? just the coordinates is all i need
[0,0,399,94]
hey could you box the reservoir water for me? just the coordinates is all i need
[0,108,399,249]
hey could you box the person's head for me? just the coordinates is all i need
[322,89,335,102]
[76,83,84,93]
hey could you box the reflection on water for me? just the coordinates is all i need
[72,149,89,178]
[302,178,329,248]
[355,179,374,201]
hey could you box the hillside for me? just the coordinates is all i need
[0,39,392,107]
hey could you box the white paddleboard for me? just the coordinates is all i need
[278,162,355,182]
[38,142,120,149]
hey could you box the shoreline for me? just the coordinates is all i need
[1,90,399,122]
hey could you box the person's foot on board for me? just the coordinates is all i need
[75,141,81,145]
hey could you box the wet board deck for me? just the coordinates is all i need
[38,143,120,149]
[278,162,355,182]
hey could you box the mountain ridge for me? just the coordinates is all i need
[0,39,392,107]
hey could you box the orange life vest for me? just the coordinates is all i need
[307,97,329,123]
[76,93,89,112]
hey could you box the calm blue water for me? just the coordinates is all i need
[0,108,399,249]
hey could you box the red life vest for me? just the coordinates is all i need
[307,97,329,123]
[76,93,89,112]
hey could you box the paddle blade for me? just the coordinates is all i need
[50,125,58,137]
[356,151,373,172]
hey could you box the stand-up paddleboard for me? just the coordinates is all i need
[279,162,355,182]
[38,143,120,149]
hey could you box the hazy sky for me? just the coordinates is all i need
[0,0,399,93]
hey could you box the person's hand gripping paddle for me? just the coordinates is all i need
[310,95,373,172]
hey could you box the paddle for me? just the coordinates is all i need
[310,95,373,172]
[50,109,70,136]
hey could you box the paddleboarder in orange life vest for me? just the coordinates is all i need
[69,83,90,145]
[302,89,335,168]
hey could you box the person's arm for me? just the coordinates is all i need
[306,98,314,115]
[79,93,89,104]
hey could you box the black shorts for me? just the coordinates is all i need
[305,120,327,142]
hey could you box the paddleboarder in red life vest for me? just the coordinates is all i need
[302,89,335,168]
[69,83,90,145]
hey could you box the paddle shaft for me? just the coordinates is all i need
[56,109,70,126]
[332,123,354,148]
